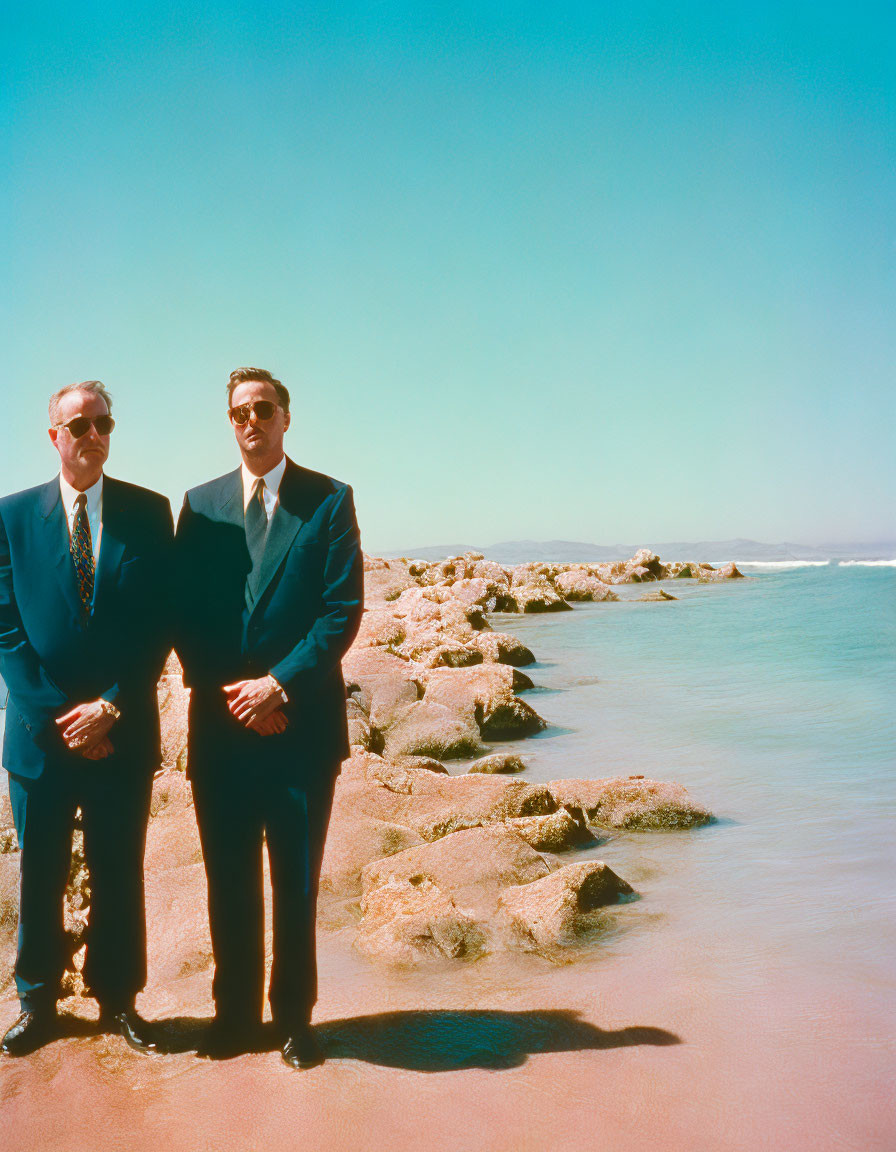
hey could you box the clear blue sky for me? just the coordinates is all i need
[3,2,894,551]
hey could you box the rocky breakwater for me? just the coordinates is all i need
[0,546,727,1002]
[315,548,723,966]
[320,752,711,964]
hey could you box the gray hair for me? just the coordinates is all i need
[48,380,113,425]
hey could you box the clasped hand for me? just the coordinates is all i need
[223,677,288,736]
[55,700,116,760]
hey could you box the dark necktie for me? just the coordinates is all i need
[245,478,268,602]
[71,493,95,617]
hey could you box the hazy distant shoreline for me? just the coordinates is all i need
[382,539,896,565]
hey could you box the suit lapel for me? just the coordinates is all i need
[39,478,83,621]
[94,476,127,606]
[218,468,246,530]
[215,469,259,608]
[249,459,306,612]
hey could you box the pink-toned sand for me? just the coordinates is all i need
[1,791,892,1152]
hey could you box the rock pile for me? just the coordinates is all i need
[0,547,725,993]
[317,751,711,964]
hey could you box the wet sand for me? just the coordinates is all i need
[1,870,891,1152]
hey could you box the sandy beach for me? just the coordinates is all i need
[1,552,893,1151]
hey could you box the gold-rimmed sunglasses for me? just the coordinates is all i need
[228,400,281,425]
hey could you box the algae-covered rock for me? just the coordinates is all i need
[547,776,712,830]
[499,861,635,953]
[467,631,536,667]
[468,753,528,774]
[355,876,489,965]
[381,701,485,761]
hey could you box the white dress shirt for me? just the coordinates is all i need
[241,455,286,522]
[59,473,103,562]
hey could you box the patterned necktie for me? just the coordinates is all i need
[71,493,95,617]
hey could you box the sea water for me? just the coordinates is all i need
[497,562,896,1000]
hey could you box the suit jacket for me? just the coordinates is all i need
[0,476,175,780]
[174,458,364,779]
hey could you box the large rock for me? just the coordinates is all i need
[358,762,558,842]
[355,876,489,965]
[471,559,511,585]
[553,570,619,602]
[508,581,572,613]
[343,646,423,686]
[381,701,485,761]
[361,825,550,919]
[416,641,484,669]
[448,578,502,611]
[363,559,418,605]
[321,754,558,897]
[354,609,407,649]
[698,562,745,581]
[547,776,713,830]
[666,562,710,579]
[467,631,536,667]
[627,549,668,580]
[424,665,547,739]
[499,861,636,953]
[368,676,419,731]
[502,809,591,852]
[320,815,425,898]
[468,753,528,774]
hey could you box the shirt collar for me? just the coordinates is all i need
[241,455,287,508]
[59,472,104,519]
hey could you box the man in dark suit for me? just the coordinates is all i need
[175,367,363,1069]
[0,381,173,1056]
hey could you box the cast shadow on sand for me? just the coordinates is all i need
[151,1010,680,1070]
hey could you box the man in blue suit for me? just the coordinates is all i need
[175,367,363,1068]
[0,381,173,1056]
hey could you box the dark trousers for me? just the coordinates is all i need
[8,763,154,1012]
[190,763,336,1030]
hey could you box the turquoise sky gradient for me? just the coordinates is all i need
[4,3,894,552]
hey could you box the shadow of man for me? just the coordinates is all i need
[316,1008,680,1071]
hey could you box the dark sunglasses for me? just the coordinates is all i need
[228,400,281,425]
[54,415,115,438]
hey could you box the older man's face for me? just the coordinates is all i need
[49,389,111,481]
[229,380,290,467]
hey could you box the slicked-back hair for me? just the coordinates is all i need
[48,380,113,425]
[227,367,290,414]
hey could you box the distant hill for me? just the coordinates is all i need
[382,538,896,564]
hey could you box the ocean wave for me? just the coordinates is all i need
[733,560,831,570]
[836,559,896,567]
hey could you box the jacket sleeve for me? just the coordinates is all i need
[171,491,206,678]
[269,484,364,692]
[0,506,68,733]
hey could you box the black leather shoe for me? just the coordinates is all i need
[197,1017,259,1059]
[100,1008,158,1054]
[281,1024,324,1070]
[1,1010,57,1057]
